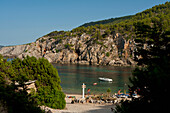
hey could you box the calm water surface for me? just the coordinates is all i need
[53,64,133,95]
[5,57,133,95]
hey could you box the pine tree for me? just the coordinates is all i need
[116,19,170,113]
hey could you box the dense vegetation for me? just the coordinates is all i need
[36,2,168,66]
[42,2,169,62]
[45,2,169,42]
[75,1,169,39]
[115,13,170,113]
[80,15,132,27]
[0,55,44,113]
[0,55,66,112]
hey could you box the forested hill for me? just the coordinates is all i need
[80,15,132,27]
[71,1,169,41]
[80,1,170,28]
[0,2,169,66]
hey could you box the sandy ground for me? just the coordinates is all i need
[45,94,115,113]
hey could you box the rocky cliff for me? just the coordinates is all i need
[0,32,136,66]
[0,2,169,66]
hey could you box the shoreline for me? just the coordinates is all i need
[52,62,134,67]
[46,93,115,113]
[2,55,135,67]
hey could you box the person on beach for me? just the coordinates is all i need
[118,89,122,95]
[87,88,90,96]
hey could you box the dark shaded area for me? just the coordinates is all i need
[0,84,44,113]
[0,45,4,49]
[0,55,43,113]
[115,11,170,113]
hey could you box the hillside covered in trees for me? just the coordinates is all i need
[115,2,170,113]
[80,15,132,27]
[0,2,169,66]
[72,1,169,40]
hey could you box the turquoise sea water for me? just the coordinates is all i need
[53,64,133,95]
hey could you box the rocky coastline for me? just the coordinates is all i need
[0,33,137,66]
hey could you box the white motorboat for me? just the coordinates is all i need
[98,77,113,82]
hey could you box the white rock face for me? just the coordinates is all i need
[0,33,136,66]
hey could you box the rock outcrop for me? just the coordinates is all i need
[0,33,136,66]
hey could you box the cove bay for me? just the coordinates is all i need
[53,63,133,95]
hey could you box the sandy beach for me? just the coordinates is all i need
[45,94,115,113]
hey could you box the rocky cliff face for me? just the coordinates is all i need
[0,33,136,66]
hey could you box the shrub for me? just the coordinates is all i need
[0,55,44,113]
[107,88,111,93]
[41,38,46,43]
[96,40,103,45]
[36,87,66,109]
[107,88,111,97]
[11,56,66,109]
[106,52,110,57]
[55,49,59,53]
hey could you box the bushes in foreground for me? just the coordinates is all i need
[0,55,66,113]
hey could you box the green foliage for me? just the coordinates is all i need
[104,29,111,36]
[15,56,65,109]
[55,49,59,53]
[0,55,66,111]
[36,87,65,109]
[0,85,44,113]
[41,38,46,43]
[0,55,43,113]
[95,40,103,45]
[11,56,65,109]
[106,52,110,57]
[64,44,74,49]
[46,30,66,37]
[80,15,132,27]
[26,43,31,45]
[107,88,111,97]
[107,88,111,93]
[24,49,28,52]
[115,17,170,113]
[41,2,170,49]
[0,55,15,85]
